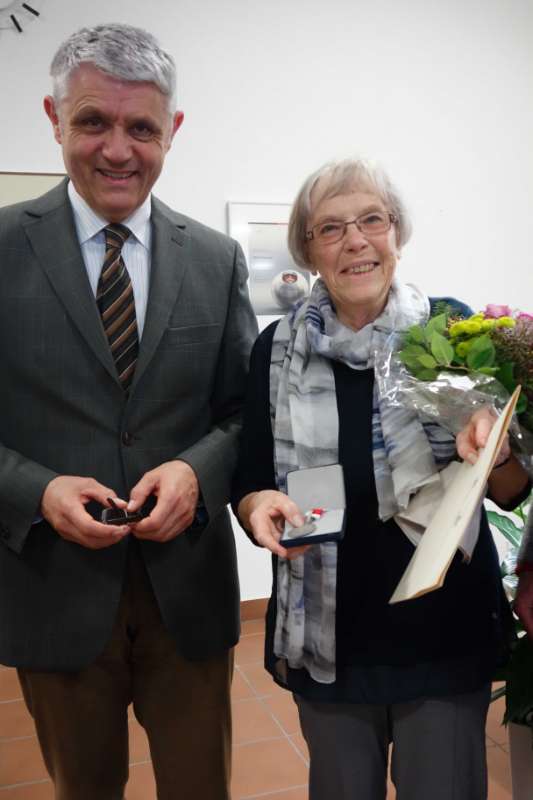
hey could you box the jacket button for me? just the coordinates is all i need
[121,431,134,446]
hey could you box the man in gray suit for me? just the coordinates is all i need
[0,23,257,800]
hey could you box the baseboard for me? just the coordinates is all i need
[240,598,268,621]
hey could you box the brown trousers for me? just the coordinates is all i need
[18,543,233,800]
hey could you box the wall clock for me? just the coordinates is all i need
[0,0,44,33]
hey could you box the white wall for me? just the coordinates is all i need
[1,0,532,598]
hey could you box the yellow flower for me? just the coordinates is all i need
[456,341,473,357]
[449,321,466,337]
[495,316,516,328]
[464,320,483,334]
[481,319,496,332]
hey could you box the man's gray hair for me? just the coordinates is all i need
[50,23,177,110]
[288,159,412,269]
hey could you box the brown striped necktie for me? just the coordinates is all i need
[97,224,138,391]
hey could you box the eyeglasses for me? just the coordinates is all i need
[306,211,397,245]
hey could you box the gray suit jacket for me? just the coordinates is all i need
[0,180,257,670]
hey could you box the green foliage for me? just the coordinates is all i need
[430,332,454,366]
[431,300,456,318]
[417,368,439,381]
[516,395,528,415]
[465,335,496,370]
[398,307,533,431]
[488,494,533,729]
[408,325,426,344]
[399,316,454,379]
[497,362,517,394]
[425,313,448,337]
[418,353,437,369]
[486,510,522,548]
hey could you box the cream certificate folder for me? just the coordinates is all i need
[389,386,521,604]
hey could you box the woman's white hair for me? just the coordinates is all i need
[50,23,177,111]
[288,159,412,269]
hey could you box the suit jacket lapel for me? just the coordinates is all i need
[130,200,189,391]
[23,181,120,386]
[22,183,189,393]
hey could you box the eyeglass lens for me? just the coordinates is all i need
[313,212,392,243]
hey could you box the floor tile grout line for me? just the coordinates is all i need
[254,693,310,768]
[236,664,266,698]
[236,644,310,767]
[233,734,292,749]
[235,733,295,747]
[0,778,51,791]
[256,692,295,739]
[231,693,283,706]
[286,733,310,767]
[233,734,298,749]
[0,733,37,743]
[236,668,298,734]
[237,664,288,702]
[239,783,308,800]
[492,741,511,753]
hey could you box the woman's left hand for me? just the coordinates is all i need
[455,406,511,467]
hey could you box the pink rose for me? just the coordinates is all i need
[516,312,533,321]
[484,303,512,319]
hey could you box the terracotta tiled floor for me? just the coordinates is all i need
[0,619,515,799]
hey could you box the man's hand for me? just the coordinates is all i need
[41,476,130,549]
[127,460,199,542]
[455,406,511,467]
[515,572,533,639]
[238,490,309,560]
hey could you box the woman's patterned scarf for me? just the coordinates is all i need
[270,278,458,683]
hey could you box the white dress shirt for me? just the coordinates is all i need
[68,182,152,338]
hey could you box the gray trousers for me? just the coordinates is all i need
[295,684,491,800]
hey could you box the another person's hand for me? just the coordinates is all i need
[41,475,130,549]
[127,460,199,542]
[515,573,533,639]
[238,490,309,560]
[455,406,511,467]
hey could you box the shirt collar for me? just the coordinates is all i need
[67,181,152,248]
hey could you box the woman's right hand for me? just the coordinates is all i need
[237,490,310,559]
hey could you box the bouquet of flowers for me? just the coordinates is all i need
[397,303,533,431]
[386,302,533,732]
[375,304,533,468]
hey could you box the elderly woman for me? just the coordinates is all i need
[232,160,531,800]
